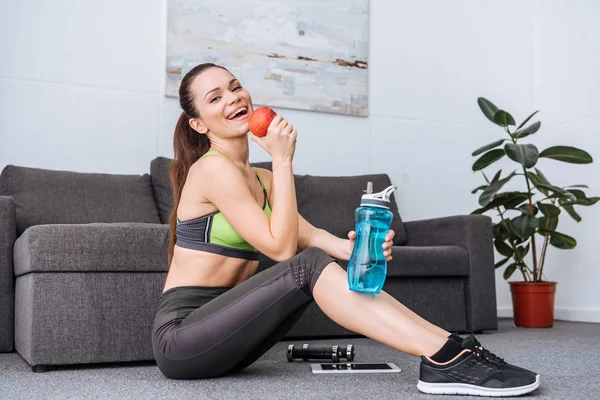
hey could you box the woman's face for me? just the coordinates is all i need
[190,67,254,137]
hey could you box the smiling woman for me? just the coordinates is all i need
[150,63,540,397]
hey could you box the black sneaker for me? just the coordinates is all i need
[455,334,537,375]
[418,336,540,397]
[466,334,537,376]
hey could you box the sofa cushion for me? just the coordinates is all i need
[253,162,408,245]
[0,165,161,235]
[13,223,169,276]
[150,157,173,224]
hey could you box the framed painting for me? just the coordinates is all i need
[166,0,369,116]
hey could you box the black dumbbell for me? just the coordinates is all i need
[287,344,355,362]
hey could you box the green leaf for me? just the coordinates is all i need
[472,149,505,171]
[505,143,539,168]
[545,192,574,202]
[566,184,589,189]
[493,221,512,241]
[569,189,586,198]
[515,121,541,139]
[516,243,530,260]
[504,194,530,209]
[551,236,576,249]
[504,263,518,280]
[577,197,600,206]
[538,229,577,249]
[566,189,590,203]
[526,172,549,196]
[516,110,540,131]
[539,146,594,164]
[494,239,514,257]
[472,139,508,156]
[536,183,577,201]
[562,204,582,222]
[538,203,561,217]
[478,172,517,206]
[571,196,600,206]
[534,168,551,185]
[511,215,539,240]
[559,189,598,206]
[471,185,488,194]
[539,216,559,232]
[477,98,501,126]
[492,170,502,183]
[494,110,516,127]
[472,192,528,214]
[495,257,511,269]
[518,204,538,216]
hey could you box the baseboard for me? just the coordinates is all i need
[497,307,513,319]
[497,306,600,323]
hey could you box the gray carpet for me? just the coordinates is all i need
[0,319,598,399]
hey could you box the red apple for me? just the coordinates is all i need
[248,106,277,137]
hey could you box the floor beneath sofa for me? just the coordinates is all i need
[1,318,599,399]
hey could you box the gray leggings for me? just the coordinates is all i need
[152,247,336,379]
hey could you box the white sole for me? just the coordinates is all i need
[417,374,540,397]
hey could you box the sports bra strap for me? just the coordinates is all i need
[200,151,223,159]
[250,165,265,190]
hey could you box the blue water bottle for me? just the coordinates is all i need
[347,182,398,295]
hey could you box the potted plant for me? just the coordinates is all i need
[470,97,598,328]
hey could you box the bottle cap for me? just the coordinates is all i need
[361,182,398,209]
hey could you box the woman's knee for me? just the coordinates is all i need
[289,247,336,295]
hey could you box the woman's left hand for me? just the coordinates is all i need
[347,229,395,261]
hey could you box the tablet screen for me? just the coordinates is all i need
[320,363,394,370]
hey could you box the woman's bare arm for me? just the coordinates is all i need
[193,156,297,261]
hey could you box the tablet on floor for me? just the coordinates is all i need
[311,362,401,374]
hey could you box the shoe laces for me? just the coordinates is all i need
[469,335,506,367]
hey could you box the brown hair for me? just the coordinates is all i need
[168,63,228,266]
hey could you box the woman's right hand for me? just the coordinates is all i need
[250,115,297,162]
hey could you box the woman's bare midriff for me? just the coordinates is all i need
[162,245,259,293]
[163,161,270,293]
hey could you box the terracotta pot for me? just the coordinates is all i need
[509,281,557,328]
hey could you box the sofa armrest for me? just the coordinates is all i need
[404,215,497,332]
[0,196,17,351]
[13,223,169,276]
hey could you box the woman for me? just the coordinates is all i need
[151,63,540,397]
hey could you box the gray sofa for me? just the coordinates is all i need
[0,158,497,371]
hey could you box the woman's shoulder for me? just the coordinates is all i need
[184,155,240,196]
[189,153,236,178]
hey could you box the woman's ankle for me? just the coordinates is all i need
[426,337,465,363]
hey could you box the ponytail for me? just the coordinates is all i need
[167,112,210,266]
[167,62,229,267]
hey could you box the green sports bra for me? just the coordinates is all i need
[175,151,272,260]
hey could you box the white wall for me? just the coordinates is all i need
[495,0,600,322]
[1,1,598,322]
[0,0,164,174]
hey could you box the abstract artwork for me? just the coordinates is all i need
[166,0,369,116]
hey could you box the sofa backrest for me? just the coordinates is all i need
[151,157,408,246]
[253,162,408,246]
[150,157,173,224]
[0,165,161,236]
